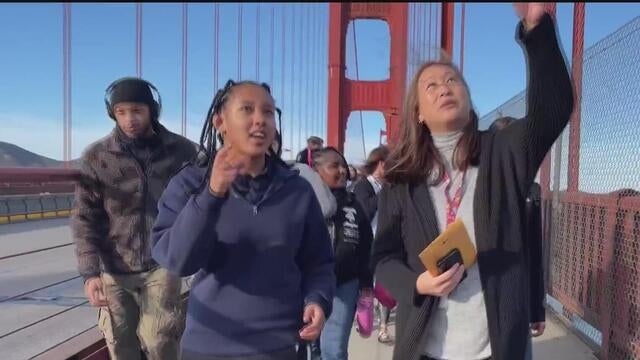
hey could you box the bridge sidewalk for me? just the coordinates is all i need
[347,310,598,360]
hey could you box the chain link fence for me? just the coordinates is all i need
[481,12,640,360]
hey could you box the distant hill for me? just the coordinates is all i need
[0,141,79,168]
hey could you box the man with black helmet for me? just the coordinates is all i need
[71,77,197,360]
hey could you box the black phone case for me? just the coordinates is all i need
[437,248,468,281]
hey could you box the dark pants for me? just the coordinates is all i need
[421,358,491,360]
[181,347,298,360]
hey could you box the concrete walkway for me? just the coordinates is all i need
[347,311,598,360]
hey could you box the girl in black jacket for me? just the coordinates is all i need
[312,147,374,360]
[371,4,573,360]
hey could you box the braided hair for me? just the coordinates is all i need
[310,146,352,182]
[196,79,284,180]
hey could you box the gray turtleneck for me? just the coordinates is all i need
[423,131,492,360]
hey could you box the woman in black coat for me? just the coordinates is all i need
[371,4,573,360]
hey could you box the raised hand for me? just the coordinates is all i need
[208,144,246,196]
[513,3,547,32]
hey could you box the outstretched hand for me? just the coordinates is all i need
[513,3,547,32]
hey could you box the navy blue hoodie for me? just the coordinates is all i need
[151,157,335,357]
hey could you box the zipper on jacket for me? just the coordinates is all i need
[123,145,156,269]
[235,170,293,216]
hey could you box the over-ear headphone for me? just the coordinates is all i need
[104,77,162,121]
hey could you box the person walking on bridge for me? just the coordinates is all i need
[296,136,324,166]
[371,4,574,360]
[71,77,197,360]
[151,80,335,360]
[311,147,374,360]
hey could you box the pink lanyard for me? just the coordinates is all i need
[443,170,466,226]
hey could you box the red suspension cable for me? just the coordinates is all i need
[352,20,366,158]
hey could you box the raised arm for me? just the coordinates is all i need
[500,7,574,182]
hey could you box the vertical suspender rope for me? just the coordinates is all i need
[136,3,142,77]
[460,3,466,75]
[304,6,311,142]
[256,4,260,80]
[214,3,219,90]
[297,4,304,152]
[270,6,275,86]
[63,4,67,164]
[289,5,296,156]
[429,3,432,60]
[352,21,366,159]
[181,3,188,137]
[418,3,423,62]
[280,5,287,155]
[423,4,428,60]
[63,3,72,166]
[437,4,441,51]
[412,4,418,73]
[313,5,320,136]
[238,4,243,79]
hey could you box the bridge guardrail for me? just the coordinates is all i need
[0,193,75,224]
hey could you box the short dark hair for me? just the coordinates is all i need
[363,145,390,175]
[307,136,323,146]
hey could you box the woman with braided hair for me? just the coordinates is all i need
[151,80,336,360]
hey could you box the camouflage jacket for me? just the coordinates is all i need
[71,125,197,280]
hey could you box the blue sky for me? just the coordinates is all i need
[0,3,639,164]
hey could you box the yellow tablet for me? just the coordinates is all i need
[418,218,477,276]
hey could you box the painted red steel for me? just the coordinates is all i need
[327,3,408,152]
